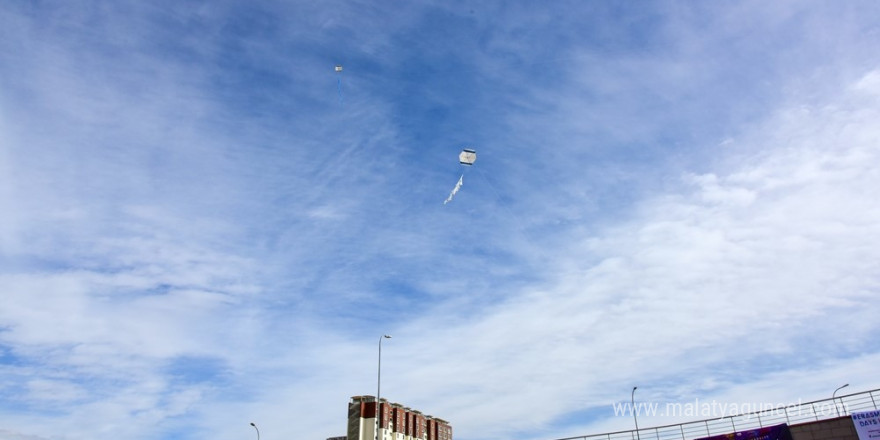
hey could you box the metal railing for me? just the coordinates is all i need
[554,388,880,440]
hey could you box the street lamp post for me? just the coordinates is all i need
[250,422,260,440]
[631,387,640,440]
[377,335,392,440]
[833,384,849,417]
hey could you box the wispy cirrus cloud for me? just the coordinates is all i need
[2,2,880,440]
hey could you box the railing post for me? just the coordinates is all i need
[704,420,710,437]
[679,424,685,440]
[811,403,819,421]
[871,391,877,410]
[730,417,736,432]
[783,405,791,425]
[756,411,763,428]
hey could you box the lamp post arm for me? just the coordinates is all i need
[250,422,260,440]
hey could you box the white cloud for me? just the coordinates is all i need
[853,70,880,95]
[2,2,880,440]
[371,68,880,440]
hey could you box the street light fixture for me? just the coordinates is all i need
[250,422,260,440]
[377,335,392,440]
[833,383,849,417]
[631,387,640,440]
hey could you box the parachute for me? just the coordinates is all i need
[444,149,476,204]
[459,149,476,165]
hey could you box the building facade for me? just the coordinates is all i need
[348,396,452,440]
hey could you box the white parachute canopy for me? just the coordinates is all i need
[459,149,477,165]
[444,148,476,204]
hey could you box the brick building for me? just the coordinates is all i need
[348,396,452,440]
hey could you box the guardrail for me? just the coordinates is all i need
[554,388,879,440]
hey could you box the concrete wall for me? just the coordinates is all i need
[790,416,858,440]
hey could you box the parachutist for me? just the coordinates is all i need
[444,148,477,204]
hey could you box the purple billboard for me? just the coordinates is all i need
[695,423,793,440]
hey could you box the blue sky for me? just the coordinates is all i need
[2,1,880,439]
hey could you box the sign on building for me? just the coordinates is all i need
[695,423,793,440]
[852,410,880,440]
